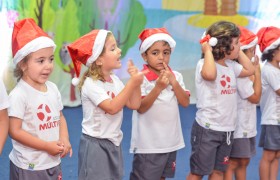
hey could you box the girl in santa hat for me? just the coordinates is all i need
[187,21,255,180]
[257,26,280,180]
[224,26,261,180]
[0,79,9,155]
[129,27,190,180]
[67,29,145,180]
[9,18,72,180]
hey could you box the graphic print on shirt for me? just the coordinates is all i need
[107,91,115,99]
[37,104,60,131]
[220,75,236,95]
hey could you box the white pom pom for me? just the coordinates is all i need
[72,77,80,86]
[209,37,218,46]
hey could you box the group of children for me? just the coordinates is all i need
[0,18,279,180]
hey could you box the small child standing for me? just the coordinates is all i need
[257,26,280,180]
[224,26,261,180]
[67,29,145,180]
[8,18,72,179]
[0,79,9,155]
[129,27,190,180]
[187,21,255,180]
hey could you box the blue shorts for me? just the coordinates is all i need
[230,137,256,158]
[259,125,280,150]
[189,120,233,176]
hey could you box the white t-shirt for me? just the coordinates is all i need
[195,59,242,131]
[0,79,9,110]
[234,77,257,138]
[81,75,124,146]
[260,62,280,125]
[130,67,187,154]
[8,79,63,170]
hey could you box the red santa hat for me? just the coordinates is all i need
[239,26,258,50]
[139,27,176,53]
[67,29,110,86]
[257,26,280,53]
[12,18,56,65]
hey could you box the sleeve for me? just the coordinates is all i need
[8,88,26,119]
[47,81,63,111]
[0,80,9,110]
[226,60,243,77]
[265,68,280,91]
[195,59,204,83]
[83,79,111,106]
[236,77,254,99]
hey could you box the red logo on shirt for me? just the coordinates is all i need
[220,75,231,88]
[37,104,52,122]
[107,91,115,99]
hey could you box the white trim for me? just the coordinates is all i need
[241,37,258,50]
[140,33,176,53]
[263,38,280,53]
[13,36,56,65]
[86,30,110,67]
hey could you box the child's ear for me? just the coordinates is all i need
[141,53,147,62]
[95,59,103,66]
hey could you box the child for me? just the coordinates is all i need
[257,26,280,180]
[0,79,9,155]
[67,29,145,180]
[129,27,190,180]
[187,21,255,180]
[224,26,261,180]
[8,18,72,179]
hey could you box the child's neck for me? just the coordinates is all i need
[147,65,160,75]
[216,59,227,66]
[269,60,280,69]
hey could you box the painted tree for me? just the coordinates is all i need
[204,0,218,15]
[220,0,237,16]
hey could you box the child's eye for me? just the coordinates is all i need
[164,51,171,55]
[152,52,158,55]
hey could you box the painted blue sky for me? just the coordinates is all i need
[138,0,161,9]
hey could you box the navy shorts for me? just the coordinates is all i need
[189,121,234,176]
[130,151,177,180]
[230,137,256,158]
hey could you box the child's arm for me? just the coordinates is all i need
[9,117,64,156]
[238,50,255,77]
[247,56,262,104]
[98,67,144,115]
[137,72,169,114]
[162,62,189,107]
[0,109,8,155]
[200,42,217,81]
[59,111,72,158]
[125,60,142,110]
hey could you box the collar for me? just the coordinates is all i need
[141,64,174,81]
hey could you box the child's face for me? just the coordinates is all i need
[142,41,171,73]
[226,37,240,60]
[272,47,280,63]
[99,35,122,72]
[21,47,54,88]
[244,46,256,61]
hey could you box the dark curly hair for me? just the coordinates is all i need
[261,45,280,62]
[202,21,240,61]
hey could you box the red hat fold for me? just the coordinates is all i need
[12,18,56,65]
[138,27,176,53]
[67,29,110,85]
[257,26,280,53]
[239,26,258,50]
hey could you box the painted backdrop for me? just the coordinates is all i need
[1,0,280,106]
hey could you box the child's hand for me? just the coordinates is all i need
[201,42,212,54]
[44,141,64,156]
[162,62,176,86]
[156,71,169,90]
[59,138,72,158]
[253,55,261,73]
[127,60,146,86]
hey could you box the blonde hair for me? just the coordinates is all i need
[77,32,113,91]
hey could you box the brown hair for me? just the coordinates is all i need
[13,55,30,82]
[77,32,113,91]
[261,45,280,62]
[202,21,240,60]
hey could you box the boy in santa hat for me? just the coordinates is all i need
[8,18,72,179]
[67,29,145,180]
[224,26,261,180]
[257,26,280,180]
[129,27,190,180]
